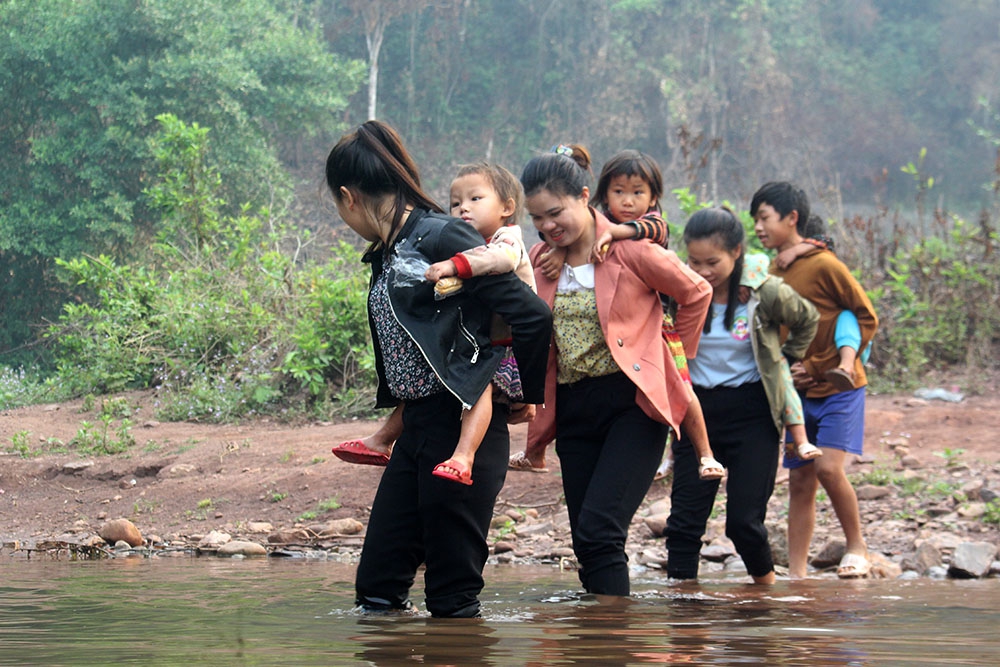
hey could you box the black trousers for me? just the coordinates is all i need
[556,372,669,596]
[665,381,779,579]
[355,392,509,617]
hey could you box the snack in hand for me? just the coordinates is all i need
[434,276,464,298]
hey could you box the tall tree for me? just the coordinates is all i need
[338,0,441,120]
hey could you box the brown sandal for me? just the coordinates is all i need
[824,367,855,392]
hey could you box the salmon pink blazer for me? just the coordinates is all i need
[526,209,712,451]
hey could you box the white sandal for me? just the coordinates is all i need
[698,456,725,480]
[796,442,823,460]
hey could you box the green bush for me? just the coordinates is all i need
[44,115,374,422]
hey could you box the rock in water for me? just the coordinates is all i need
[98,518,143,547]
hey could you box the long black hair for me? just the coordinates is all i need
[325,120,442,255]
[682,206,745,333]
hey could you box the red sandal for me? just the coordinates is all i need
[331,440,390,466]
[431,458,473,485]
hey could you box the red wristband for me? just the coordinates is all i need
[451,253,473,279]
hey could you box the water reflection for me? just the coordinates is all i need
[0,557,997,665]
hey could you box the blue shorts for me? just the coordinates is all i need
[784,386,866,469]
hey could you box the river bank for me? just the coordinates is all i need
[2,387,998,578]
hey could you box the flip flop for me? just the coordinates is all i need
[824,367,856,392]
[796,442,824,460]
[331,440,390,466]
[508,451,549,473]
[432,458,473,485]
[837,552,871,578]
[698,456,725,480]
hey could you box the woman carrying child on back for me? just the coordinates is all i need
[521,144,711,597]
[510,149,724,480]
[664,206,818,584]
[332,162,536,486]
[325,120,551,617]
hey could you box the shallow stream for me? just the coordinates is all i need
[1,556,998,665]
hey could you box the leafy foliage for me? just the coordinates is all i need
[47,116,374,422]
[0,0,364,360]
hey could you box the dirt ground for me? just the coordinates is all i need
[2,381,999,556]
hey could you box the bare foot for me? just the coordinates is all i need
[360,436,392,457]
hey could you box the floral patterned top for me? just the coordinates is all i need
[552,263,619,384]
[369,266,444,401]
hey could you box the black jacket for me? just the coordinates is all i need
[364,208,552,409]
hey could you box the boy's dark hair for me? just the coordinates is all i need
[590,150,663,217]
[682,206,744,334]
[749,181,810,234]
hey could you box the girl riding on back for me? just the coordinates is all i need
[515,149,723,479]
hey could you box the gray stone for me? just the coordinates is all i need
[514,521,554,537]
[643,514,668,537]
[767,521,789,567]
[980,488,998,503]
[646,498,671,516]
[924,504,953,517]
[723,557,748,573]
[914,542,943,574]
[811,540,846,568]
[917,531,964,551]
[856,485,891,500]
[927,565,949,579]
[198,530,231,548]
[948,542,998,578]
[957,503,986,519]
[701,544,736,562]
[62,460,95,473]
[961,479,984,501]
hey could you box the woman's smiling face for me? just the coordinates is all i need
[525,187,590,248]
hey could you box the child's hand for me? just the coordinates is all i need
[775,247,797,270]
[425,259,457,282]
[538,248,565,281]
[738,285,751,304]
[590,230,614,263]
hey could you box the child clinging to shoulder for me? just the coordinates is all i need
[533,149,723,480]
[332,162,535,485]
[536,149,669,277]
[421,162,536,484]
[774,214,872,392]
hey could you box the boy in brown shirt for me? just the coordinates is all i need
[751,181,878,579]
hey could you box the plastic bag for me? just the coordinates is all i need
[391,241,463,299]
[391,241,430,289]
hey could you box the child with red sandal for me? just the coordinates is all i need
[332,163,536,485]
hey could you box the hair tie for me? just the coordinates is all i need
[550,144,573,157]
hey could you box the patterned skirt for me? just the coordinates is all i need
[492,347,524,402]
[662,312,691,384]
